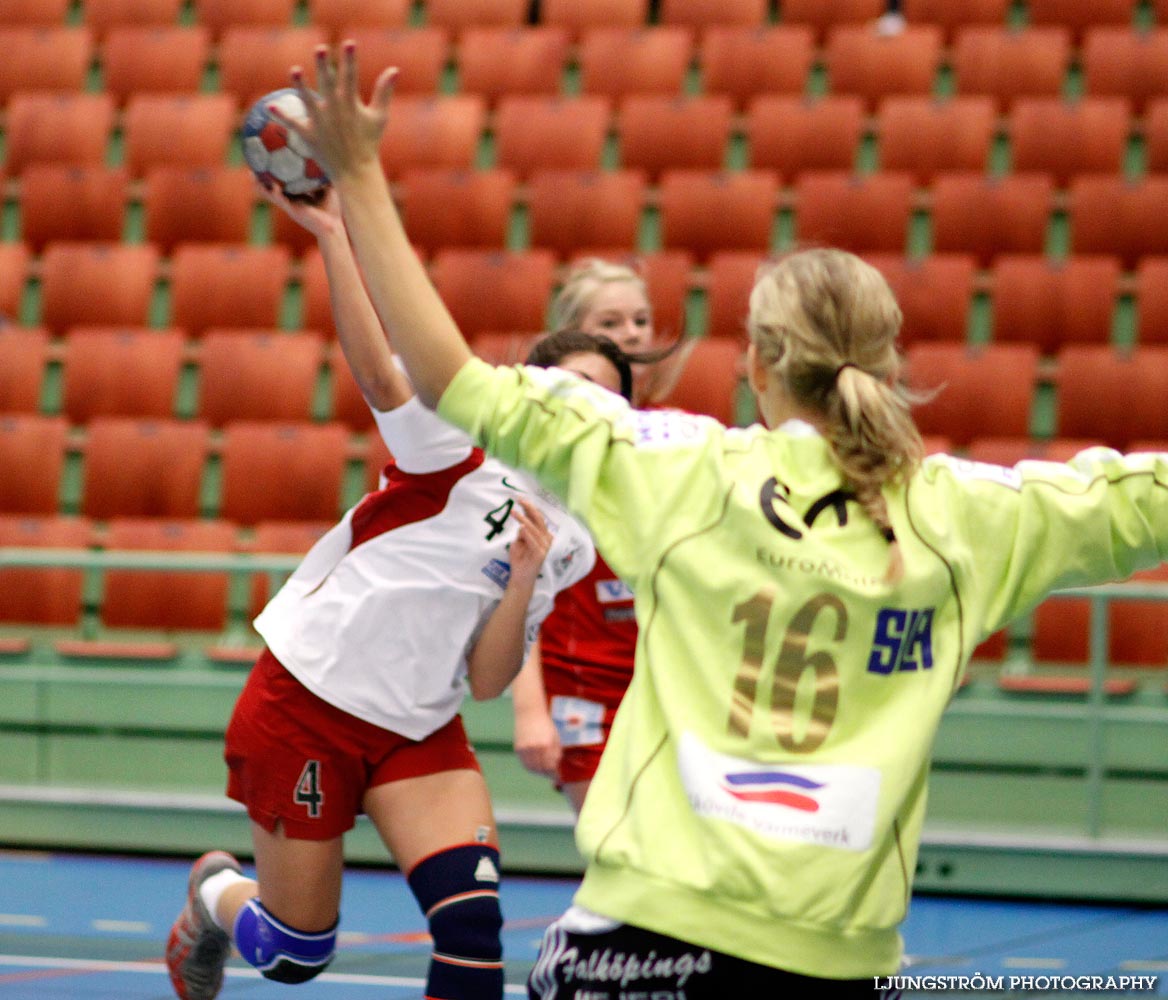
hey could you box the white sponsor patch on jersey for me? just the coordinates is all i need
[676,731,880,852]
[595,579,633,603]
[551,696,605,747]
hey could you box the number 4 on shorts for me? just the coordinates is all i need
[294,759,324,818]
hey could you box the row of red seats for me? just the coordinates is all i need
[1,342,1165,507]
[5,249,1168,356]
[2,0,1154,42]
[0,413,382,523]
[5,91,1164,186]
[5,23,1168,111]
[4,506,1166,668]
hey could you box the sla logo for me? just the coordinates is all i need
[721,770,825,813]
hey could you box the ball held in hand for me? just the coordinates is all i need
[241,88,330,201]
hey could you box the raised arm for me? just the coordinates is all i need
[257,182,412,410]
[276,45,473,409]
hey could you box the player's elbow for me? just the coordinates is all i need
[468,674,506,701]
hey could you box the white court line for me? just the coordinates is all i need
[0,955,529,994]
[91,920,151,934]
[0,915,47,928]
[1002,957,1067,969]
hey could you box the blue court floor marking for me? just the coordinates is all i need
[0,851,1165,997]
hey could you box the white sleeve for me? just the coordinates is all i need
[371,396,475,473]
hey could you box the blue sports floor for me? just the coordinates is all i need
[0,850,1164,998]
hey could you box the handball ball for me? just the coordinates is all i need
[242,88,330,201]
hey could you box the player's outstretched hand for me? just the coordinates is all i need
[507,499,553,594]
[272,41,397,185]
[254,178,343,240]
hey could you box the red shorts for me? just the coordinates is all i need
[225,648,481,840]
[547,694,616,787]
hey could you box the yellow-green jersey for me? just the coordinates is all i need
[438,357,1168,978]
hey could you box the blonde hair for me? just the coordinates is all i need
[548,258,652,334]
[748,248,924,579]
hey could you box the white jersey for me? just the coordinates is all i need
[254,396,595,740]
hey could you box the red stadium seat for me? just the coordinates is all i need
[1009,97,1131,187]
[18,165,126,252]
[39,242,160,334]
[1032,562,1168,669]
[83,0,184,38]
[1081,28,1168,113]
[216,25,326,108]
[96,517,238,631]
[307,0,410,39]
[0,27,92,102]
[142,167,256,251]
[990,255,1120,353]
[656,337,744,424]
[617,95,732,179]
[81,418,209,519]
[1134,257,1168,346]
[0,415,68,514]
[425,0,528,36]
[60,327,184,422]
[1025,0,1136,42]
[1,0,70,26]
[196,330,323,426]
[793,171,915,255]
[191,0,295,38]
[101,26,209,104]
[930,172,1054,267]
[378,96,487,179]
[168,243,291,336]
[246,519,333,616]
[430,249,557,338]
[3,93,115,176]
[900,0,1010,42]
[950,27,1071,111]
[659,169,778,262]
[659,0,767,30]
[0,515,91,627]
[122,94,237,177]
[966,436,1104,467]
[493,96,610,178]
[1141,98,1168,173]
[219,421,349,524]
[778,0,885,43]
[468,331,546,366]
[527,170,647,258]
[345,27,449,97]
[0,328,49,413]
[905,343,1039,445]
[398,168,516,255]
[704,252,763,341]
[578,27,694,99]
[1068,175,1168,268]
[541,0,648,38]
[824,25,944,110]
[456,27,570,104]
[1055,345,1168,448]
[862,254,977,346]
[744,95,865,180]
[0,243,31,320]
[698,26,815,109]
[876,96,997,184]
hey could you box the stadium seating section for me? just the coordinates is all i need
[1,0,1167,699]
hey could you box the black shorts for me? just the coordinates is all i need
[527,909,887,999]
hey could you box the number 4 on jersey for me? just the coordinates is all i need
[294,759,324,818]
